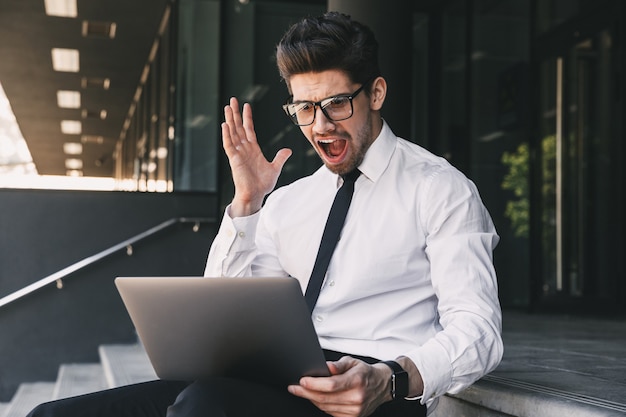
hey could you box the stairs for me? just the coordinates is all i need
[1,344,157,417]
[3,338,624,417]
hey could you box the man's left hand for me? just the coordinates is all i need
[287,356,391,417]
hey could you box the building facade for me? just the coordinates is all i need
[2,0,624,314]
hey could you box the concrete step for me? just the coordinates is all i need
[435,375,626,417]
[52,363,108,400]
[1,343,156,417]
[98,343,157,388]
[3,382,55,417]
[12,340,624,417]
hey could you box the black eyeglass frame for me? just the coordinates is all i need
[282,80,371,127]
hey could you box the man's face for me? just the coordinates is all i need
[289,70,378,175]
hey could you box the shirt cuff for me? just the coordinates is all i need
[220,204,260,252]
[406,340,453,404]
[204,205,261,277]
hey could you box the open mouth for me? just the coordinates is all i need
[318,138,348,162]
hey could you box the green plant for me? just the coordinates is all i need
[502,142,530,238]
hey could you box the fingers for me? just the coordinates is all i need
[223,97,292,165]
[241,102,258,145]
[288,380,367,417]
[221,121,235,155]
[223,98,246,150]
[298,357,361,393]
[289,359,385,417]
[225,98,256,137]
[229,96,242,121]
[272,148,293,170]
[325,356,362,378]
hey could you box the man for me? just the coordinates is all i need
[175,10,502,417]
[28,11,502,417]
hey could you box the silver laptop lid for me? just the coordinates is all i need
[115,276,330,386]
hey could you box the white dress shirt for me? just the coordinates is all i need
[205,121,503,408]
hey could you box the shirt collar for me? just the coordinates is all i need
[357,119,396,183]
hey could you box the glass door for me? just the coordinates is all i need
[535,13,621,311]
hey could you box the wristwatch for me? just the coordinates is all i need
[382,360,409,400]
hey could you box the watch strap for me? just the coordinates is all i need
[381,360,409,400]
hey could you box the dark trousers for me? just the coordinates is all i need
[27,351,427,417]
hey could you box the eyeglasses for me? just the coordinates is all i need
[282,81,369,127]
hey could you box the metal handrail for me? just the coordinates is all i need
[0,216,215,309]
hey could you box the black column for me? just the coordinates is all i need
[328,0,413,140]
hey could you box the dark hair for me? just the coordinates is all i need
[276,12,380,92]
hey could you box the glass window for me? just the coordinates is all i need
[411,14,429,146]
[441,0,468,169]
[535,0,597,35]
[471,0,530,307]
[538,28,618,301]
[173,0,220,192]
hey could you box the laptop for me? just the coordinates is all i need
[115,276,330,387]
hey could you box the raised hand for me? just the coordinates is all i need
[222,97,292,217]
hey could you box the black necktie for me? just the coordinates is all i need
[305,169,360,313]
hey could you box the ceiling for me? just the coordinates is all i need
[0,0,168,177]
[0,0,446,179]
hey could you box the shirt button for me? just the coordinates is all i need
[238,231,245,238]
[328,280,335,287]
[315,315,323,322]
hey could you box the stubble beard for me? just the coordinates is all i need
[324,113,374,176]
